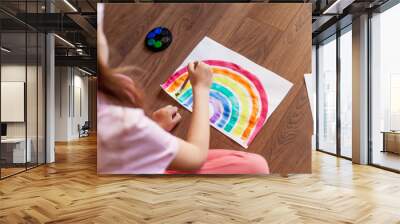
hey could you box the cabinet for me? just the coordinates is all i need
[382,132,400,154]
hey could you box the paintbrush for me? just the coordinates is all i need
[175,61,198,97]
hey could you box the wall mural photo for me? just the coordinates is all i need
[97,3,312,174]
[162,37,292,148]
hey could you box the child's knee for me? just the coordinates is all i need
[245,153,270,174]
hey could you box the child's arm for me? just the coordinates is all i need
[168,61,212,170]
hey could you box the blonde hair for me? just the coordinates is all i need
[98,58,144,108]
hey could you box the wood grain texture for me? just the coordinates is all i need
[1,136,400,223]
[103,3,312,173]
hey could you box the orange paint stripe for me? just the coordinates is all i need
[211,68,259,140]
[166,73,188,93]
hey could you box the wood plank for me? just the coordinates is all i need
[0,136,399,223]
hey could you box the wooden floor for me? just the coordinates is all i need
[373,150,400,171]
[0,135,400,223]
[1,167,26,178]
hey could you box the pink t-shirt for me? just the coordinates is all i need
[97,92,179,174]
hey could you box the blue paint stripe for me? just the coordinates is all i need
[178,83,240,130]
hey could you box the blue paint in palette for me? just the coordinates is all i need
[145,26,172,52]
[154,27,162,34]
[147,32,156,39]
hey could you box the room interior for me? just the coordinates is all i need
[0,30,46,177]
[0,0,400,222]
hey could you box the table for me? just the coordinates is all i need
[1,138,32,164]
[104,3,312,173]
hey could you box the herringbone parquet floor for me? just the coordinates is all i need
[1,135,400,224]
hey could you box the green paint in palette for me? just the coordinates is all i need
[145,27,172,52]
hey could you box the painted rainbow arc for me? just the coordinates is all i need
[161,60,268,147]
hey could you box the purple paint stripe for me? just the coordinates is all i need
[209,97,223,123]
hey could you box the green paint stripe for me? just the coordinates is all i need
[214,75,251,136]
[211,83,239,132]
[177,83,240,132]
[178,88,192,103]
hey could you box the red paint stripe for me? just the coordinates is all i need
[204,60,268,144]
[161,65,187,89]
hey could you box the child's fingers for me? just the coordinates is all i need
[164,105,173,110]
[172,112,182,123]
[197,61,205,68]
[188,62,195,73]
[171,106,178,114]
[165,105,178,115]
[194,61,199,69]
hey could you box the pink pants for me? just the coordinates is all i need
[166,149,269,174]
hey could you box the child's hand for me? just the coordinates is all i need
[152,105,182,131]
[187,61,213,91]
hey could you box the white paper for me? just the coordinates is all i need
[165,37,293,147]
[176,37,293,118]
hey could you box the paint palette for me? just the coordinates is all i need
[145,27,172,52]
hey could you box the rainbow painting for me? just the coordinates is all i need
[161,37,293,148]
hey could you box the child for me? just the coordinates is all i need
[97,4,269,174]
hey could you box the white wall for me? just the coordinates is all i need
[1,65,26,81]
[72,73,89,138]
[1,82,25,122]
[1,65,26,129]
[55,67,70,141]
[54,67,89,141]
[1,65,37,137]
[1,64,46,164]
[1,65,26,140]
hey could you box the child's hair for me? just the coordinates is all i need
[98,57,143,108]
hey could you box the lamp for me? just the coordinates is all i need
[54,34,75,48]
[63,0,78,12]
[1,47,11,53]
[78,67,93,76]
